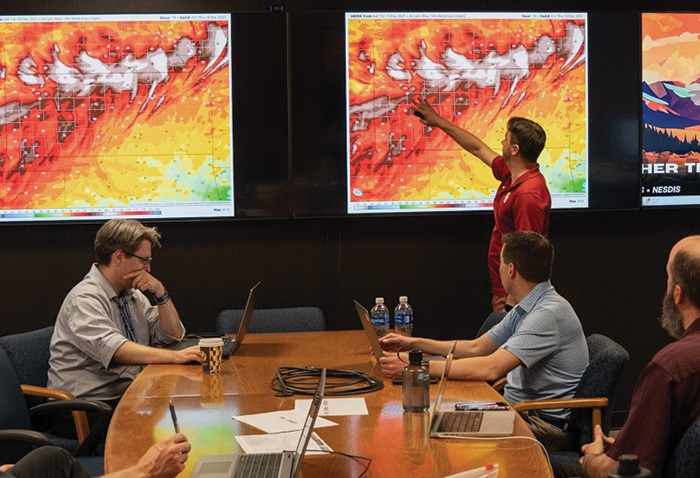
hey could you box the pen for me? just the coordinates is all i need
[169,400,180,433]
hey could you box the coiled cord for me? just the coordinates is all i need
[271,367,384,397]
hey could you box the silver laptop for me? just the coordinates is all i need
[429,343,514,437]
[229,281,261,355]
[353,300,385,359]
[191,368,327,478]
[173,281,260,357]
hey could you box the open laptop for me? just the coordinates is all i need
[174,281,261,358]
[192,368,327,478]
[429,342,515,437]
[353,300,385,358]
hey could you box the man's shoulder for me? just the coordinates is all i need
[650,333,700,378]
[527,289,582,328]
[58,269,112,316]
[66,273,106,300]
[492,155,510,179]
[528,283,573,310]
[536,285,573,307]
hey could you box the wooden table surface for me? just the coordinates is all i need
[105,330,553,477]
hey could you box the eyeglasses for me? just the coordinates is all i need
[129,253,153,265]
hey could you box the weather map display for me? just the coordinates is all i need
[346,12,588,214]
[0,14,233,222]
[642,13,700,207]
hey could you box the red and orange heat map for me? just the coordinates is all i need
[346,13,588,213]
[0,14,232,220]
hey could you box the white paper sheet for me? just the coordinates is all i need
[233,410,338,434]
[294,397,369,416]
[235,431,333,455]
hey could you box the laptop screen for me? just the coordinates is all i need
[231,281,261,354]
[431,341,457,418]
[353,300,384,358]
[291,368,327,478]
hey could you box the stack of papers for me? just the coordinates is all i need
[231,397,369,454]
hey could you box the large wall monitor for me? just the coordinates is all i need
[642,13,700,207]
[345,12,588,214]
[0,13,233,222]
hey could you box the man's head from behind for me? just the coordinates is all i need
[506,117,546,163]
[501,231,553,287]
[95,219,162,267]
[662,236,700,338]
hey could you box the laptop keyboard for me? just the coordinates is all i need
[438,411,484,433]
[233,453,283,478]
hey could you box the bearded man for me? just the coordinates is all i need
[580,235,700,478]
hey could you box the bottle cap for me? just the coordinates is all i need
[617,455,642,476]
[375,297,384,304]
[399,296,408,302]
[408,349,423,365]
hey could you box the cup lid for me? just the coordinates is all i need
[198,337,224,347]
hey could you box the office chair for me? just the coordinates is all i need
[216,306,326,334]
[476,310,507,338]
[665,420,700,478]
[511,334,630,477]
[0,345,110,475]
[0,328,111,476]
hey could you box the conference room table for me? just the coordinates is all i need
[105,330,553,477]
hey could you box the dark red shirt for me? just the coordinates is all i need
[489,155,551,296]
[607,319,700,477]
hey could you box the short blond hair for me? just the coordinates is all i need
[94,219,161,265]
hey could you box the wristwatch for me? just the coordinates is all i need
[155,289,170,305]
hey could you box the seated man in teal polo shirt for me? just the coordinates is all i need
[379,231,589,452]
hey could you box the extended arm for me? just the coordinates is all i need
[378,333,509,379]
[380,332,499,359]
[429,348,521,381]
[112,342,200,365]
[411,96,499,167]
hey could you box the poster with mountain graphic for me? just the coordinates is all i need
[642,13,700,206]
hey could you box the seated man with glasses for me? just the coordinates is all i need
[47,219,200,434]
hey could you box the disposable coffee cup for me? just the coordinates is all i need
[199,338,224,374]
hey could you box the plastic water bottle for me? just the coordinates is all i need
[395,296,414,336]
[403,349,429,412]
[370,297,390,337]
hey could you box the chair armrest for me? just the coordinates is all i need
[22,385,90,444]
[29,399,112,455]
[512,397,609,430]
[0,429,52,447]
[21,384,77,401]
[512,397,608,412]
[490,377,507,392]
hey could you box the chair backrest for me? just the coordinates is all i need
[569,334,630,447]
[0,326,54,408]
[216,307,326,334]
[475,311,506,338]
[0,346,36,463]
[665,420,700,478]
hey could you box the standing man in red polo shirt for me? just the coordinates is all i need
[412,97,551,311]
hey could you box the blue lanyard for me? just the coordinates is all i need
[114,293,136,342]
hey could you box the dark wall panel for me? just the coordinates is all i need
[1,207,698,419]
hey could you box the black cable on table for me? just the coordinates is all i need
[271,366,383,397]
